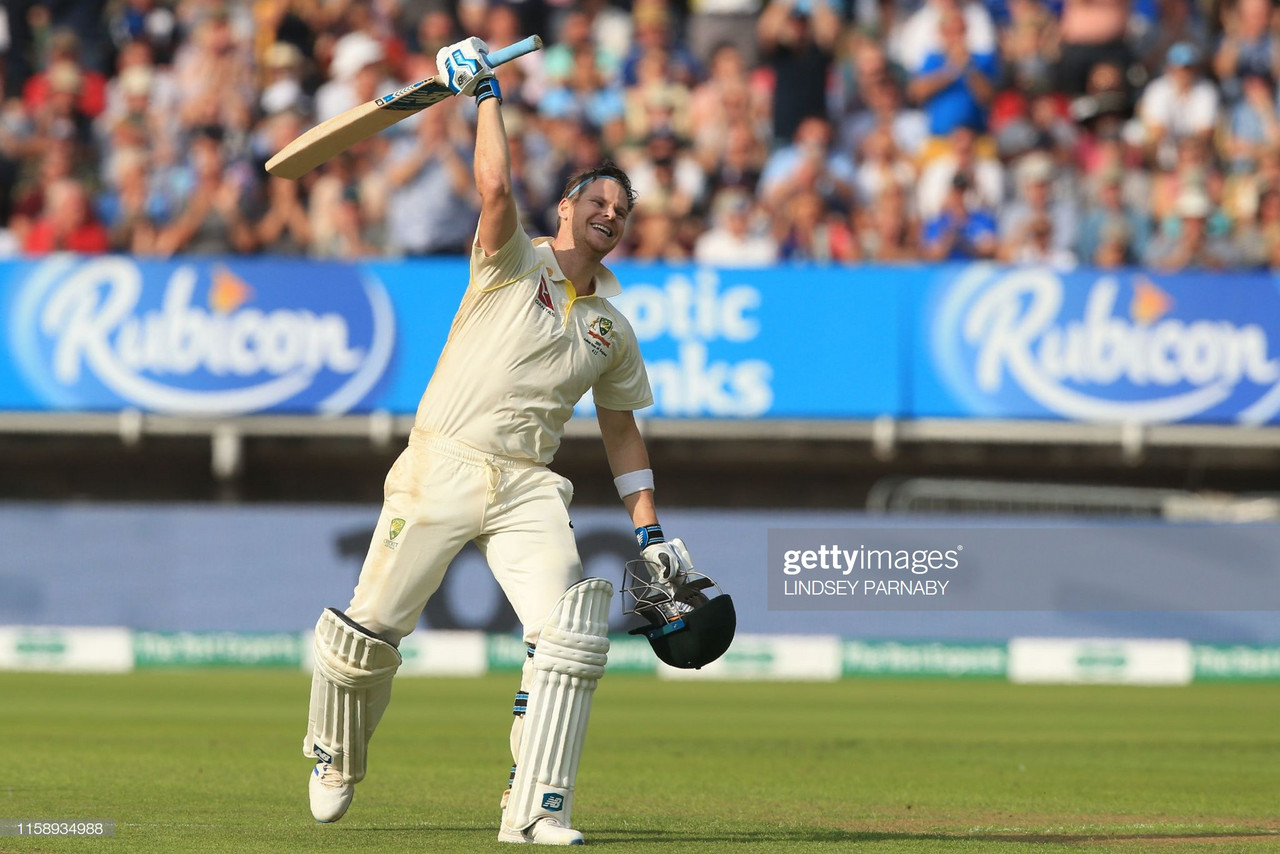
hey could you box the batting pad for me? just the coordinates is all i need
[304,608,402,784]
[502,578,612,833]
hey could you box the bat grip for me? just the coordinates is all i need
[486,35,544,68]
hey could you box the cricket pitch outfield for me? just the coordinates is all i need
[2,671,1277,852]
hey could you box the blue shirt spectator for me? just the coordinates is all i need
[909,12,1000,136]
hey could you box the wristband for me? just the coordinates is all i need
[635,524,664,550]
[614,468,654,499]
[474,76,502,106]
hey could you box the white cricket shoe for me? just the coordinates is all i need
[498,817,584,845]
[309,762,353,823]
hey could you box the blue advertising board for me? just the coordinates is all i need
[7,257,1280,424]
[0,257,904,419]
[912,264,1280,424]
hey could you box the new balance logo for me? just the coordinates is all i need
[534,276,555,316]
[541,793,564,811]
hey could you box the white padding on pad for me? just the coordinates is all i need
[502,578,612,833]
[304,608,402,784]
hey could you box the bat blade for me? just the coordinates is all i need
[266,34,543,180]
[265,78,451,179]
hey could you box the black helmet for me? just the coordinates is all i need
[622,561,736,670]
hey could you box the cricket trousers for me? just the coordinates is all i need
[345,432,583,648]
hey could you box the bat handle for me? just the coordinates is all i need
[486,35,544,68]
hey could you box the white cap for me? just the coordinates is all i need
[1175,188,1212,219]
[330,32,384,81]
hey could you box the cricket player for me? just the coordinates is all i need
[302,36,694,846]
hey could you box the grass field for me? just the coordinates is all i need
[1,671,1277,853]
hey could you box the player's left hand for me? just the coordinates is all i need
[436,37,493,97]
[636,525,693,585]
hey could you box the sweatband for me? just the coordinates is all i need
[614,468,654,499]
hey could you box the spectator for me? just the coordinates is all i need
[1138,42,1219,167]
[757,0,841,144]
[895,0,997,73]
[21,178,110,255]
[255,174,312,255]
[1231,186,1280,267]
[776,189,854,261]
[687,0,766,68]
[854,125,915,206]
[315,32,393,124]
[384,101,477,257]
[624,130,706,218]
[922,172,999,259]
[1213,0,1280,104]
[694,188,779,265]
[620,0,701,88]
[759,115,856,213]
[623,43,694,144]
[856,183,921,261]
[908,10,1000,138]
[840,73,928,159]
[1144,188,1237,270]
[1134,0,1208,79]
[22,28,108,121]
[97,146,165,254]
[998,151,1078,261]
[999,0,1060,88]
[540,44,627,150]
[628,201,691,262]
[1076,167,1152,264]
[1056,0,1133,96]
[705,118,768,196]
[154,126,256,256]
[917,126,1004,220]
[689,43,770,166]
[1222,70,1280,174]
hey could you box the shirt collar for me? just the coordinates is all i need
[532,237,622,299]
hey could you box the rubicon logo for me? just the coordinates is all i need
[932,266,1280,423]
[10,257,396,415]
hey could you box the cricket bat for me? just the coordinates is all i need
[266,35,543,180]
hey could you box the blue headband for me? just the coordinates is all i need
[566,175,622,200]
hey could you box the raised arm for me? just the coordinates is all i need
[437,37,517,254]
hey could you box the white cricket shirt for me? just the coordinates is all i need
[412,225,653,465]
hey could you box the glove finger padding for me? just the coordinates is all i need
[641,537,693,584]
[436,37,492,97]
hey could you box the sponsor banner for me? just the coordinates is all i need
[0,257,396,415]
[842,640,1007,678]
[914,265,1280,424]
[0,258,903,418]
[134,631,305,668]
[0,626,132,672]
[658,634,842,681]
[1008,637,1193,685]
[1192,644,1280,680]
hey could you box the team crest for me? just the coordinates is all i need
[383,517,405,550]
[584,316,614,356]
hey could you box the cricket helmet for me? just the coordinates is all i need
[622,560,736,670]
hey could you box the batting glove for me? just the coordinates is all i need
[636,525,693,585]
[436,37,493,98]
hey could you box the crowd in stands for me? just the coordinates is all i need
[3,0,1280,270]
